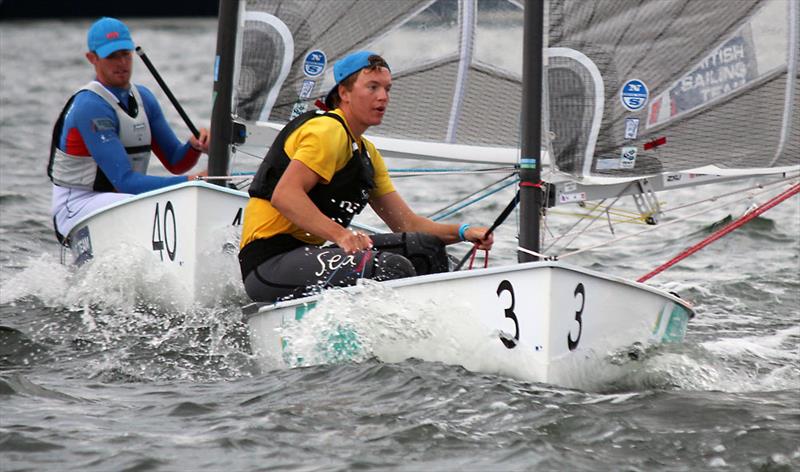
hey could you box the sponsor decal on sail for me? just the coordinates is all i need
[646,0,788,128]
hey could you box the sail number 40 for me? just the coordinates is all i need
[152,201,177,261]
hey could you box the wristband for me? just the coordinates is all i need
[458,223,471,241]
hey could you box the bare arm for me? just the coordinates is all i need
[189,127,210,154]
[271,159,373,253]
[370,191,494,249]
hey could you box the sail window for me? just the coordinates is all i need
[236,12,293,122]
[367,0,460,70]
[474,0,523,78]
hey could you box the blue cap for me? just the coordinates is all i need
[324,50,389,109]
[87,17,134,58]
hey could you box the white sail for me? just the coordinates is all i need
[234,0,798,179]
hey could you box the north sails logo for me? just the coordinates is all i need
[106,31,120,39]
[303,50,327,77]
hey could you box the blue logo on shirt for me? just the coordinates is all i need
[620,79,649,111]
[303,50,327,77]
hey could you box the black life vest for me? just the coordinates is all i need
[248,110,375,228]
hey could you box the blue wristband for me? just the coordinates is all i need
[458,223,471,241]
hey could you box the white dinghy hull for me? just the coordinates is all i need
[64,181,248,304]
[245,261,694,388]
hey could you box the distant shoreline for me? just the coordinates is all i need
[0,0,219,19]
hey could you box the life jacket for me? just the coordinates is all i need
[248,110,375,228]
[47,81,152,192]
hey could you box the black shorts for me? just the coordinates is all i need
[241,232,448,303]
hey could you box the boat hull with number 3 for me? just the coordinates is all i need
[245,262,694,388]
[218,0,797,387]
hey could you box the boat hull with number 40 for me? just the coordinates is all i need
[64,181,248,305]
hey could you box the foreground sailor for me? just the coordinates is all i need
[48,17,209,239]
[239,51,494,303]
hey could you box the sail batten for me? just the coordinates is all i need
[771,0,799,166]
[445,0,475,144]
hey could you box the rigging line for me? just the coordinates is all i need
[429,174,516,218]
[581,203,649,219]
[517,246,550,259]
[546,209,648,225]
[556,180,799,260]
[544,179,795,242]
[232,146,267,161]
[388,166,515,173]
[390,169,516,178]
[233,180,251,190]
[553,203,648,220]
[657,175,799,215]
[201,174,256,181]
[547,198,609,253]
[547,199,655,222]
[425,173,517,219]
[454,190,520,271]
[544,181,634,252]
[388,167,516,177]
[544,176,798,245]
[544,214,649,242]
[638,182,800,283]
[605,208,615,236]
[432,178,519,222]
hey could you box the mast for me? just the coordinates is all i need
[518,0,545,262]
[207,0,240,185]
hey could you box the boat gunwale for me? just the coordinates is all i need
[243,259,696,319]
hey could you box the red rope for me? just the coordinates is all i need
[467,244,489,269]
[638,183,800,283]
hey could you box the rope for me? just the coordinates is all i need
[658,175,795,214]
[432,179,518,222]
[548,203,653,224]
[546,197,610,252]
[426,173,518,221]
[557,179,799,260]
[637,182,800,283]
[389,166,516,177]
[516,246,551,259]
[232,146,266,161]
[454,190,520,271]
[545,175,798,245]
[467,245,489,269]
[201,174,252,180]
[544,181,636,253]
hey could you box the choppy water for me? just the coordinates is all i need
[1,18,799,472]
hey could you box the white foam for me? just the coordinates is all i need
[702,326,799,362]
[276,281,609,386]
[1,239,247,313]
[0,254,71,304]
